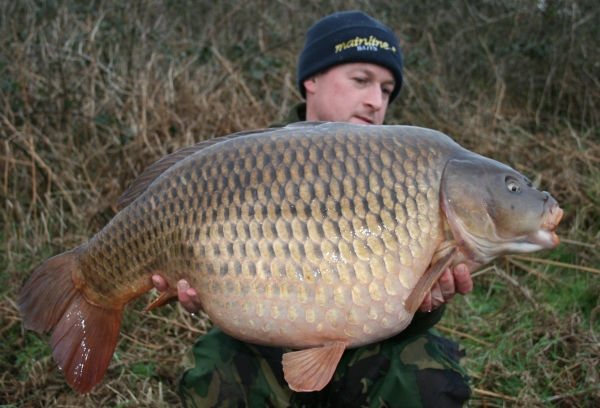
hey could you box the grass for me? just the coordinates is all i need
[1,0,599,407]
[442,247,600,406]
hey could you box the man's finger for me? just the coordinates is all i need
[418,291,432,313]
[152,275,168,292]
[178,280,190,299]
[438,268,456,302]
[453,264,473,295]
[178,280,202,313]
[187,287,202,310]
[430,282,444,310]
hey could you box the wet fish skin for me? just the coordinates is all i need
[18,122,562,394]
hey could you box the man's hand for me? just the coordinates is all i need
[151,275,202,313]
[418,263,473,313]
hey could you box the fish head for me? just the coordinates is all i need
[440,156,563,265]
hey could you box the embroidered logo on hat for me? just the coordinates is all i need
[335,36,398,53]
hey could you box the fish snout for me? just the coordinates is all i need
[542,192,550,203]
[541,197,563,247]
[536,192,562,248]
[541,192,562,231]
[543,204,563,232]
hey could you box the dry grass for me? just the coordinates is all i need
[1,0,599,407]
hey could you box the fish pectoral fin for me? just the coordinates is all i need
[404,247,459,314]
[143,289,179,313]
[282,341,346,392]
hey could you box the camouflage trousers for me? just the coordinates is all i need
[178,327,471,408]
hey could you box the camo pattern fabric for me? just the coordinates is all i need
[178,325,471,408]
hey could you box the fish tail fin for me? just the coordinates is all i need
[18,246,123,394]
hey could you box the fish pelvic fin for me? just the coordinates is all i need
[18,246,123,394]
[282,341,346,392]
[143,288,179,313]
[404,246,459,314]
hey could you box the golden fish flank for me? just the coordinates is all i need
[18,122,563,394]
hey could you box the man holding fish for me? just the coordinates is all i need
[19,9,562,406]
[156,11,474,407]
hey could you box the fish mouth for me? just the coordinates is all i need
[523,202,563,251]
[541,203,563,247]
[542,204,563,232]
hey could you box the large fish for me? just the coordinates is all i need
[18,122,562,394]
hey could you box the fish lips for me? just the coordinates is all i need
[534,199,563,248]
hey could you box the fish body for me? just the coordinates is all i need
[18,122,562,393]
[84,124,449,347]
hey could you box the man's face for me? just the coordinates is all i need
[303,62,395,125]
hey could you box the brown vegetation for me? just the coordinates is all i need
[1,0,599,406]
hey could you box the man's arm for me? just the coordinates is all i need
[151,264,473,314]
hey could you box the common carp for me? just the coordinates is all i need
[18,122,562,394]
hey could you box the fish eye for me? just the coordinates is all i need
[506,178,521,193]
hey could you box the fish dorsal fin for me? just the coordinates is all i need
[116,128,277,210]
[117,137,233,210]
[404,247,459,314]
[282,341,346,392]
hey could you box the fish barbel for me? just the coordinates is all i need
[18,122,562,393]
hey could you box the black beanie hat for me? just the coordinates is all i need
[298,11,404,103]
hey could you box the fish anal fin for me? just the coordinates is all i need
[50,292,122,393]
[404,247,459,314]
[282,341,346,392]
[143,289,179,313]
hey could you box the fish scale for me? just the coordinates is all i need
[19,122,562,394]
